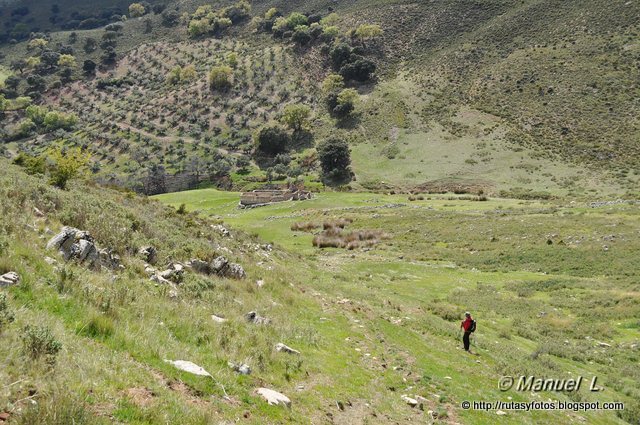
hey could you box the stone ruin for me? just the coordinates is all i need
[239,188,312,209]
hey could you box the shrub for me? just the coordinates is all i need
[280,104,311,131]
[13,152,46,175]
[21,325,62,363]
[354,24,383,43]
[317,137,352,183]
[209,65,233,91]
[47,146,91,190]
[340,58,376,82]
[255,125,290,155]
[129,3,146,18]
[286,12,308,29]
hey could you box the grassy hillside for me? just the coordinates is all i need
[1,158,639,424]
[155,187,640,424]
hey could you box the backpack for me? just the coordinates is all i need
[469,320,477,333]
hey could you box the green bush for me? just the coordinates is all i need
[21,325,62,363]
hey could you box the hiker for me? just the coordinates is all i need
[460,311,476,353]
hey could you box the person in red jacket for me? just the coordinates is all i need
[460,312,474,352]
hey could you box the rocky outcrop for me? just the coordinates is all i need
[185,256,246,280]
[46,227,122,270]
[0,272,20,287]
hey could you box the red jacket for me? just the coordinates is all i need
[461,317,473,332]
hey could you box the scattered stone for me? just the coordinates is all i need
[168,289,178,299]
[496,410,507,416]
[164,360,211,377]
[228,362,251,375]
[44,256,57,265]
[139,246,157,264]
[0,412,10,422]
[401,395,418,407]
[275,343,300,355]
[597,341,612,348]
[256,279,265,288]
[0,272,19,287]
[33,207,45,218]
[245,311,270,325]
[255,388,291,408]
[154,263,184,284]
[150,273,172,285]
[211,314,227,323]
[211,224,231,237]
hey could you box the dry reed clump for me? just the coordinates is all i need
[312,228,389,250]
[290,222,321,232]
[322,218,353,230]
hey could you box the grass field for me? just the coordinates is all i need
[154,187,640,424]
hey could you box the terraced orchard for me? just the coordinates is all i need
[45,39,312,186]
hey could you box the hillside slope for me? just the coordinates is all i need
[1,0,639,197]
[1,157,640,424]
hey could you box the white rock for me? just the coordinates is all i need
[211,314,227,323]
[275,343,300,354]
[256,388,291,407]
[164,360,211,377]
[256,279,265,288]
[228,362,251,375]
[597,341,612,348]
[0,271,20,287]
[496,410,507,415]
[401,395,418,407]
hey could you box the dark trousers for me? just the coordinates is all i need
[463,331,471,351]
